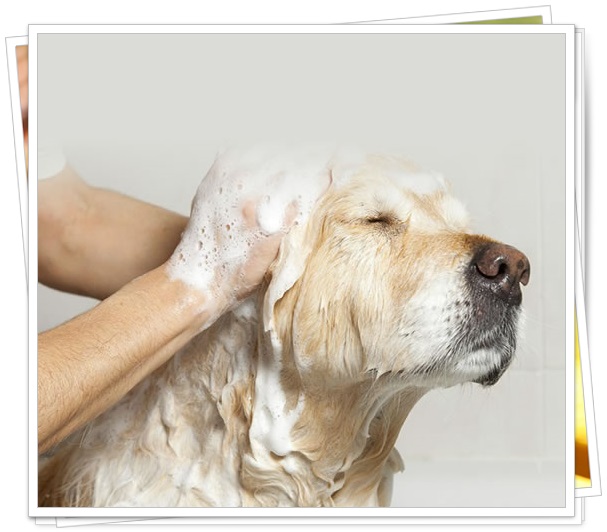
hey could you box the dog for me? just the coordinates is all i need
[38,151,530,507]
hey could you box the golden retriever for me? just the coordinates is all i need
[39,152,530,507]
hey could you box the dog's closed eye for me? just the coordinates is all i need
[364,212,407,234]
[366,214,394,225]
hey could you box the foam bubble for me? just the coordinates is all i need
[256,197,285,234]
[167,145,332,302]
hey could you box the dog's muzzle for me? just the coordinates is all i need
[465,242,530,386]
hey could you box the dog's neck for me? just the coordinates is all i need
[195,297,429,506]
[154,297,426,506]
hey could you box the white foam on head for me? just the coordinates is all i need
[329,150,447,196]
[166,144,333,305]
[167,145,455,324]
[256,195,284,234]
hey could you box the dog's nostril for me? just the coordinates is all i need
[471,243,530,303]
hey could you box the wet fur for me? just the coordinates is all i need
[39,157,522,507]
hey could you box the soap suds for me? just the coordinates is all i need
[329,150,447,196]
[167,144,450,340]
[249,329,305,458]
[167,145,332,305]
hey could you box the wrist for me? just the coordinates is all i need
[157,262,224,335]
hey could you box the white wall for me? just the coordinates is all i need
[36,31,567,507]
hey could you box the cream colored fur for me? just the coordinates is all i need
[39,154,521,507]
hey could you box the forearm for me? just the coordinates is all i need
[38,264,214,453]
[38,167,188,300]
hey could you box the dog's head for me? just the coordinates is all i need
[263,154,530,391]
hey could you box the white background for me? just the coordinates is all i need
[0,1,604,530]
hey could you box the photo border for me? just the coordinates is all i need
[28,23,575,519]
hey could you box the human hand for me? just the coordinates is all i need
[167,146,332,316]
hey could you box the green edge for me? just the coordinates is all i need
[457,16,544,25]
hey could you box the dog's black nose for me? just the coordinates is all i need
[470,243,530,305]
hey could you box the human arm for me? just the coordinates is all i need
[38,148,330,453]
[38,166,188,300]
[38,265,204,452]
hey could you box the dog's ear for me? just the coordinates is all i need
[261,161,335,334]
[262,223,312,334]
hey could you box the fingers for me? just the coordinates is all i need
[236,232,283,300]
[283,200,299,230]
[241,199,258,229]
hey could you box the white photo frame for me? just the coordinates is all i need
[28,23,575,519]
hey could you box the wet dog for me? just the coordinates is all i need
[39,152,529,507]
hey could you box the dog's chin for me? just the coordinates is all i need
[470,363,509,387]
[452,346,515,387]
[448,303,522,387]
[393,346,512,389]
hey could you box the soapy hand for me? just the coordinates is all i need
[167,147,332,316]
